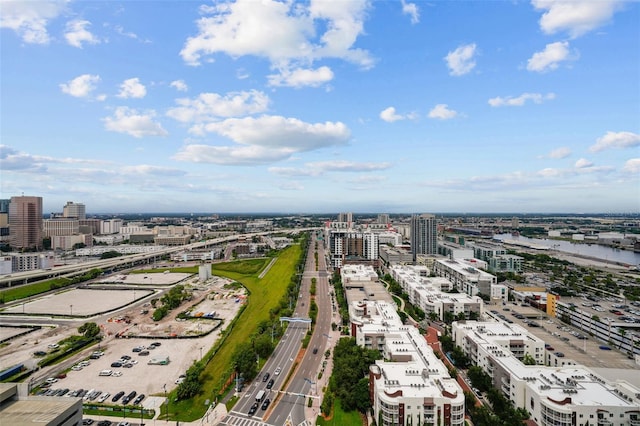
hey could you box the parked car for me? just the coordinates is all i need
[112,391,125,402]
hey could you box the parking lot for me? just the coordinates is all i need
[488,302,636,370]
[1,273,245,416]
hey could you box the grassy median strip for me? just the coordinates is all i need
[170,244,302,421]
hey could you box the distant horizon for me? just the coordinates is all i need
[35,211,640,218]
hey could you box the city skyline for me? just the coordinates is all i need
[1,0,639,214]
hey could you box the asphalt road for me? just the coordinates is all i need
[220,233,334,426]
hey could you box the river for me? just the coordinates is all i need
[493,233,640,266]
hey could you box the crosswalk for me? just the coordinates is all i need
[218,413,313,426]
[217,413,271,426]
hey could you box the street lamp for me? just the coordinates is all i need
[69,304,73,316]
[163,384,167,419]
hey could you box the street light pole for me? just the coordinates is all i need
[70,304,73,316]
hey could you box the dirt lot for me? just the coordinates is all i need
[0,273,246,414]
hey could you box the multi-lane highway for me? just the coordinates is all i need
[220,232,335,426]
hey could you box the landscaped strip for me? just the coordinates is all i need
[169,243,303,421]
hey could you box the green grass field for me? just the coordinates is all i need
[169,244,302,421]
[316,399,364,426]
[0,278,70,303]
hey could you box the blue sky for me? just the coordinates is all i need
[1,0,638,214]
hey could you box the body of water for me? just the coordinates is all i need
[493,233,640,266]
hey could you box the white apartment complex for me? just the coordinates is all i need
[452,321,640,426]
[389,264,483,321]
[348,300,465,426]
[433,258,497,297]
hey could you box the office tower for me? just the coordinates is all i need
[62,201,86,219]
[410,213,437,261]
[337,212,353,223]
[376,213,390,224]
[0,199,9,213]
[9,196,43,250]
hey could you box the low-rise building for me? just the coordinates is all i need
[433,258,497,297]
[452,321,640,426]
[349,300,465,426]
[0,382,82,426]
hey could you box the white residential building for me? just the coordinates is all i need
[349,300,465,426]
[452,321,640,426]
[389,264,483,321]
[101,219,123,235]
[433,258,497,297]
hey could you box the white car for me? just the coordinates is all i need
[97,392,110,402]
[45,377,58,384]
[274,367,282,376]
[112,371,123,377]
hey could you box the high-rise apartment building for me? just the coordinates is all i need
[410,213,437,261]
[9,196,43,250]
[62,201,86,219]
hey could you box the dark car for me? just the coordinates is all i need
[121,355,131,360]
[82,420,94,425]
[133,394,145,405]
[97,421,111,426]
[112,391,125,402]
[312,347,318,354]
[138,351,150,356]
[261,398,271,410]
[266,379,274,389]
[34,351,47,357]
[111,362,123,368]
[150,342,161,347]
[122,391,137,404]
[262,373,270,382]
[248,402,259,416]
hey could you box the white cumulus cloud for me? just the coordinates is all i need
[428,104,458,120]
[268,66,334,88]
[527,41,575,72]
[0,0,66,44]
[532,0,623,38]
[574,158,593,169]
[64,19,100,48]
[488,92,556,107]
[117,78,147,99]
[60,74,102,99]
[170,80,188,92]
[380,107,403,123]
[622,158,640,174]
[103,107,168,138]
[180,0,373,86]
[379,107,417,122]
[401,0,420,24]
[589,131,640,152]
[444,43,477,76]
[174,115,350,166]
[547,147,572,159]
[167,90,270,124]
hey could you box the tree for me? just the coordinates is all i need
[77,322,100,339]
[177,360,204,400]
[253,333,274,359]
[522,354,536,365]
[233,342,258,381]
